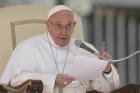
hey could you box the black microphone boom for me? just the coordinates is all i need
[75,40,97,55]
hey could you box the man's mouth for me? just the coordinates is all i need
[59,37,67,40]
[59,35,68,39]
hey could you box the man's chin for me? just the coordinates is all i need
[58,41,69,47]
[56,38,70,47]
[58,43,68,47]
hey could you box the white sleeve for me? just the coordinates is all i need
[90,64,120,93]
[0,44,56,93]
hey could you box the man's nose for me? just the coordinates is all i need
[61,26,68,34]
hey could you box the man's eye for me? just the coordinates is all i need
[55,24,62,28]
[66,24,72,29]
[68,24,71,27]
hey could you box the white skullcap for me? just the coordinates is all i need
[47,5,73,20]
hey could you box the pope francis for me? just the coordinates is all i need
[0,5,119,93]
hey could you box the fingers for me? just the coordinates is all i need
[99,41,112,60]
[55,74,75,88]
[61,74,75,81]
[100,41,106,53]
[99,41,107,58]
[99,41,112,73]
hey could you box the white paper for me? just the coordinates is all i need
[69,56,108,80]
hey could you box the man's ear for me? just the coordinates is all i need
[72,21,76,33]
[45,20,49,27]
[45,20,51,32]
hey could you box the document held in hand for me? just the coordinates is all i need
[69,56,108,80]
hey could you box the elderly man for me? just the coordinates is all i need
[0,5,119,93]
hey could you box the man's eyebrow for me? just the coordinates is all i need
[51,20,75,24]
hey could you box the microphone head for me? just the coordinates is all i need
[75,39,97,55]
[75,40,82,47]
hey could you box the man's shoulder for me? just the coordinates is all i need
[16,32,48,48]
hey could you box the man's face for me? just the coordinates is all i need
[46,10,76,47]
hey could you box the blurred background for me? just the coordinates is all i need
[0,0,140,87]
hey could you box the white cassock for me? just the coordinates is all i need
[0,32,119,93]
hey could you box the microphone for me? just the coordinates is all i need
[74,40,98,55]
[74,40,140,63]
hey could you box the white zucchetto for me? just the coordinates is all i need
[47,5,73,20]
